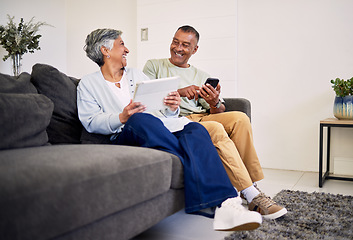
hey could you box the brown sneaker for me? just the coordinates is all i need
[248,193,287,219]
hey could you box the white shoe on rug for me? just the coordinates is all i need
[214,197,262,231]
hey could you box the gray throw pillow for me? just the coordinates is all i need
[0,93,54,150]
[30,64,82,144]
[0,72,38,94]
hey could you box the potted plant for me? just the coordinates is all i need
[330,77,353,120]
[0,15,51,76]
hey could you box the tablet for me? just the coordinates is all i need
[133,76,181,112]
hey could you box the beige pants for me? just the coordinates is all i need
[186,111,264,191]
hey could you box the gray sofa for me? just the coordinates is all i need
[0,64,251,240]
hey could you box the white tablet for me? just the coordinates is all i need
[133,76,181,112]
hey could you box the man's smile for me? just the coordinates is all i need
[174,51,184,57]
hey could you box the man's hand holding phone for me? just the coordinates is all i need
[177,78,221,107]
[199,78,221,107]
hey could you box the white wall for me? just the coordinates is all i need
[0,0,137,78]
[65,0,137,78]
[0,0,67,74]
[238,0,353,172]
[137,0,238,97]
[1,0,352,173]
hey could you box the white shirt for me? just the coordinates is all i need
[105,71,130,108]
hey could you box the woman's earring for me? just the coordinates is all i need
[107,55,110,58]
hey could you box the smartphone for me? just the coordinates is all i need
[205,78,219,89]
[199,78,219,98]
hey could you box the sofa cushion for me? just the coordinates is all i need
[0,144,173,240]
[80,127,112,144]
[0,93,54,150]
[0,72,37,94]
[170,154,184,189]
[30,64,82,144]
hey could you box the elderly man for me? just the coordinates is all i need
[143,25,287,220]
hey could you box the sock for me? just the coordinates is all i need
[240,185,260,203]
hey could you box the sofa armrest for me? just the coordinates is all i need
[223,98,251,121]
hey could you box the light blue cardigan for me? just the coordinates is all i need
[77,68,190,139]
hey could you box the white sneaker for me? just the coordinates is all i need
[213,197,262,231]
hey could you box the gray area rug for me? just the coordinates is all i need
[225,190,353,240]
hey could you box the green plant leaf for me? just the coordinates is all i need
[0,15,52,61]
[331,77,353,97]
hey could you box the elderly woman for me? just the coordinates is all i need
[77,28,262,231]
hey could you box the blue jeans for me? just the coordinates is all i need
[112,113,237,213]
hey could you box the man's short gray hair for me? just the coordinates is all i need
[84,29,122,67]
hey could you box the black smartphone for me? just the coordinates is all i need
[205,78,219,89]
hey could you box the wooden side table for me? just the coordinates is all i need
[319,118,353,187]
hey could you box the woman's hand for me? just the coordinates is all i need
[119,100,146,124]
[177,85,200,100]
[164,91,181,112]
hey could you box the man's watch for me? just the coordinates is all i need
[211,99,222,109]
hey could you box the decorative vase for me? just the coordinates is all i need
[11,53,22,77]
[333,95,353,120]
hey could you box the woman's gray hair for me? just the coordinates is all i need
[84,29,122,67]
